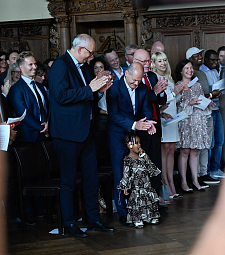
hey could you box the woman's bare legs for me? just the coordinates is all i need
[189,149,202,189]
[161,142,177,195]
[178,148,192,191]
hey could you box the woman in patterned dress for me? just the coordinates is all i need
[117,133,161,228]
[175,59,211,192]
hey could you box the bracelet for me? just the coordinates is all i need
[209,93,213,99]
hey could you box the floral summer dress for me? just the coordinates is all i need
[117,154,161,224]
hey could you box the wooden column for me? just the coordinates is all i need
[123,10,137,46]
[56,15,71,55]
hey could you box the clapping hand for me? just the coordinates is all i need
[153,77,168,95]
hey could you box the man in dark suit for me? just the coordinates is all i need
[107,62,157,226]
[8,51,48,143]
[104,49,127,83]
[48,34,114,238]
[123,44,139,68]
[133,49,167,195]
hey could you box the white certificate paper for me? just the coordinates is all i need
[7,110,26,125]
[194,95,211,110]
[162,111,188,127]
[212,79,225,91]
[188,77,198,87]
[0,125,10,151]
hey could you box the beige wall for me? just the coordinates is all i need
[0,0,52,22]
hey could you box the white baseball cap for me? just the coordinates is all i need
[186,47,205,59]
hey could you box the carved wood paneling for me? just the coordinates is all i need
[0,19,54,62]
[139,6,225,75]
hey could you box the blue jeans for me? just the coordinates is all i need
[208,110,224,173]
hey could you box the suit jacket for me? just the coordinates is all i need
[109,66,127,83]
[0,70,7,86]
[0,94,12,122]
[144,71,167,134]
[48,51,95,142]
[7,77,48,142]
[107,77,152,134]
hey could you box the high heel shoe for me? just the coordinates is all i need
[192,184,205,191]
[181,185,193,193]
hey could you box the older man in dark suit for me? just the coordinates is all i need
[48,34,114,238]
[107,62,156,226]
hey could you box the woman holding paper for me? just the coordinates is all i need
[175,59,211,192]
[151,51,182,198]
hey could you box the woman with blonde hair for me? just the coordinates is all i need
[151,51,183,199]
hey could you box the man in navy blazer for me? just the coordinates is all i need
[8,51,48,142]
[133,49,167,195]
[107,62,157,226]
[48,34,114,237]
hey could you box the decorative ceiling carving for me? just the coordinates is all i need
[19,26,42,36]
[197,14,225,25]
[0,28,13,37]
[48,0,68,15]
[156,16,196,28]
[48,0,133,15]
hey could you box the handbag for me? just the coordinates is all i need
[159,180,170,201]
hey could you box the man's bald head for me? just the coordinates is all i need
[151,41,165,54]
[125,62,144,90]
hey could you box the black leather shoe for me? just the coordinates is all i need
[88,221,115,232]
[64,224,88,238]
[119,216,134,227]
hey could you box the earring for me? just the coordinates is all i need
[130,145,133,148]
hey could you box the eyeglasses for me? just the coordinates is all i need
[12,71,21,75]
[83,47,95,56]
[0,58,6,62]
[134,58,151,64]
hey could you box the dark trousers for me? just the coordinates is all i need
[137,130,162,195]
[108,130,129,217]
[53,129,101,227]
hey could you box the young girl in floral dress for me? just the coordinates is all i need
[117,133,161,228]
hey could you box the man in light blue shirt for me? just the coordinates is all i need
[200,49,224,179]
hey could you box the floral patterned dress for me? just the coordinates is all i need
[117,154,161,224]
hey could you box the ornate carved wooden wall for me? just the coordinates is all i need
[1,2,225,70]
[0,19,54,62]
[139,6,225,76]
[47,0,148,58]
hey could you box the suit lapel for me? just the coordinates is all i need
[64,52,86,87]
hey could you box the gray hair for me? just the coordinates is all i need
[71,34,93,49]
[4,62,20,84]
[125,44,139,55]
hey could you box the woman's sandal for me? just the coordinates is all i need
[135,224,144,229]
[135,222,144,228]
[150,218,159,225]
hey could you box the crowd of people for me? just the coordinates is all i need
[0,34,224,237]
